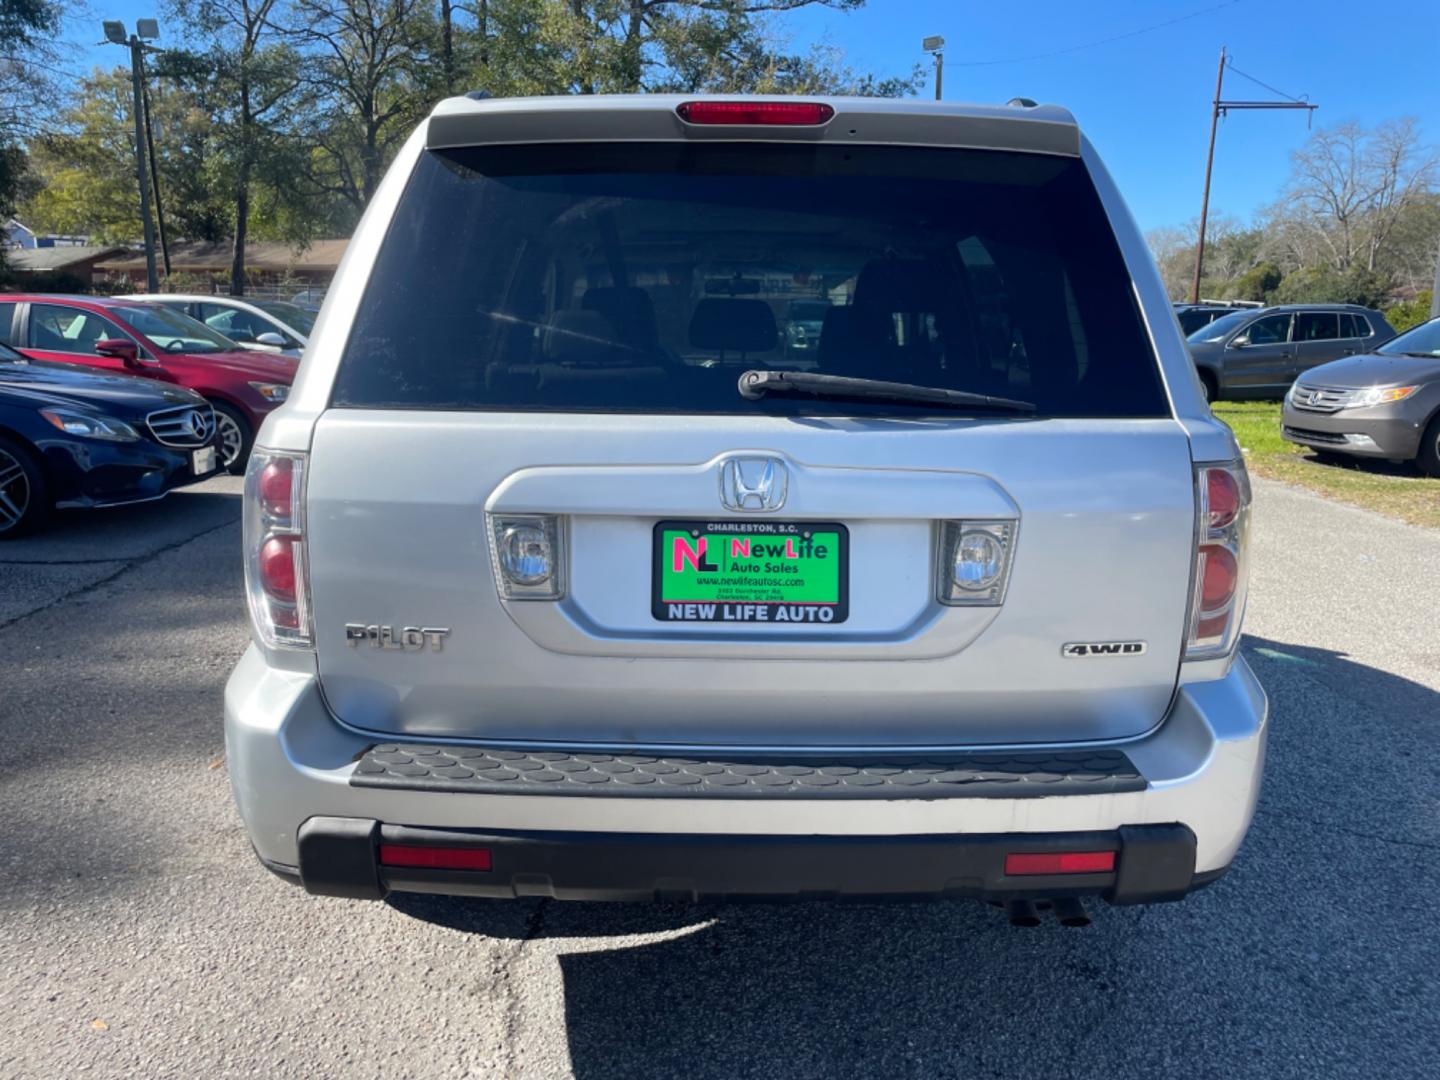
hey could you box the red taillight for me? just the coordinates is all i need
[676,101,835,126]
[1206,468,1240,528]
[379,845,492,871]
[259,536,297,601]
[1004,851,1116,876]
[244,450,311,648]
[1187,463,1250,659]
[1199,544,1237,610]
[258,458,294,519]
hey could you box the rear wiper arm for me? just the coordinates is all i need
[738,370,1036,413]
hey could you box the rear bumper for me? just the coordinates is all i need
[280,818,1207,903]
[225,647,1267,903]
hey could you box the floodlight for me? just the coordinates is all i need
[922,35,945,52]
[136,18,160,40]
[102,21,127,44]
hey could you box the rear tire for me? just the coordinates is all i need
[212,402,252,475]
[1198,371,1218,404]
[1417,414,1440,479]
[0,435,50,539]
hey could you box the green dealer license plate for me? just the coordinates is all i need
[652,520,849,624]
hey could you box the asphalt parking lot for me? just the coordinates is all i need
[1,475,1437,1079]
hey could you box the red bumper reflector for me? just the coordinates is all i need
[379,844,493,871]
[1004,851,1116,876]
[676,101,835,126]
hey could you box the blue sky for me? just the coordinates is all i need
[65,0,1440,232]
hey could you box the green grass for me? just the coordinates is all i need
[1210,401,1440,528]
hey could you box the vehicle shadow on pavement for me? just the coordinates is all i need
[393,633,1440,1079]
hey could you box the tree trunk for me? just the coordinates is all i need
[479,0,488,66]
[230,162,250,297]
[440,0,455,92]
[231,77,253,297]
[622,0,645,92]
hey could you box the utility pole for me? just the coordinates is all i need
[103,20,162,292]
[1190,48,1227,306]
[1190,47,1318,303]
[923,36,945,101]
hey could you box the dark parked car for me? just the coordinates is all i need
[1184,304,1395,401]
[1,294,297,472]
[1282,316,1440,476]
[0,350,222,537]
[1173,302,1258,336]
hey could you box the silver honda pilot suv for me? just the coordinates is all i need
[225,94,1267,923]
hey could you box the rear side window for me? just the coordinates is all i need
[27,304,127,355]
[334,143,1168,418]
[1295,312,1339,341]
[0,301,15,345]
[1343,313,1372,338]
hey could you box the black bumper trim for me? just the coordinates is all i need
[349,744,1146,800]
[293,816,1199,905]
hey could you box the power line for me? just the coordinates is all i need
[950,0,1244,68]
[1223,59,1307,104]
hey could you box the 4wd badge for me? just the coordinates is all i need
[1062,641,1147,658]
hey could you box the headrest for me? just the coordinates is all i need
[543,309,619,365]
[581,286,658,351]
[688,298,777,353]
[853,259,943,314]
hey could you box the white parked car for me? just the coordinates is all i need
[128,295,314,357]
[224,94,1265,925]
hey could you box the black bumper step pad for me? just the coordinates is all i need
[350,744,1145,799]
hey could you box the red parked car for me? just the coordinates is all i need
[1,294,298,472]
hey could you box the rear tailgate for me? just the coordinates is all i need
[308,413,1194,746]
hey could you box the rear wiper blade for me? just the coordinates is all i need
[738,370,1036,413]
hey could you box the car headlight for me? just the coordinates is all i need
[40,408,141,442]
[1346,385,1418,408]
[248,381,289,403]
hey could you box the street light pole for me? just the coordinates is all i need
[128,34,158,292]
[104,20,162,292]
[923,36,945,102]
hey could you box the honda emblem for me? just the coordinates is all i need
[719,457,788,513]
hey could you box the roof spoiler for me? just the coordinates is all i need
[425,95,1081,158]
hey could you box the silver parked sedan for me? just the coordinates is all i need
[1282,316,1440,476]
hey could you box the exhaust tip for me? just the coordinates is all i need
[1052,896,1092,928]
[1006,899,1042,927]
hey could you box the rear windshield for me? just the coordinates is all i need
[333,142,1168,418]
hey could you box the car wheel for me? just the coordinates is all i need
[1417,414,1440,479]
[0,436,49,539]
[212,402,253,475]
[1198,371,1218,404]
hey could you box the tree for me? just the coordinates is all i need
[282,0,439,220]
[463,1,914,98]
[24,67,234,244]
[1384,290,1433,333]
[1273,265,1390,308]
[0,0,62,269]
[166,0,305,294]
[1230,260,1281,302]
[1267,118,1440,274]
